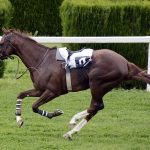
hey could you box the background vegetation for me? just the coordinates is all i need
[60,0,150,67]
[0,0,12,34]
[60,0,150,88]
[9,0,63,36]
[0,0,12,77]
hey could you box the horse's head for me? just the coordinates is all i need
[0,29,15,61]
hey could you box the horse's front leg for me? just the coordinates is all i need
[32,89,64,119]
[16,89,42,127]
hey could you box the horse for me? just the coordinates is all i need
[0,29,150,140]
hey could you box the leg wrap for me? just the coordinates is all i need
[69,110,89,125]
[38,110,48,117]
[63,118,88,139]
[16,99,22,116]
[37,109,63,119]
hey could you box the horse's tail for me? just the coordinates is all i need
[127,62,150,84]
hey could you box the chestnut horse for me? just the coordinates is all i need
[0,29,150,140]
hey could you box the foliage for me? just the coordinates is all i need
[0,0,12,34]
[9,0,63,36]
[60,0,150,88]
[0,0,12,78]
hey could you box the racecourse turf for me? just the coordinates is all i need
[0,51,149,150]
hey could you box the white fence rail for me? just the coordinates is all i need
[32,36,150,43]
[0,36,150,91]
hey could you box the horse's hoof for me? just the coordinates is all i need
[17,120,24,127]
[69,123,76,129]
[54,109,64,116]
[63,133,72,140]
[16,116,23,127]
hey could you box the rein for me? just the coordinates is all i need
[15,49,49,79]
[2,34,49,79]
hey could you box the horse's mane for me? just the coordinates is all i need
[7,29,29,36]
[3,29,56,50]
[6,29,37,43]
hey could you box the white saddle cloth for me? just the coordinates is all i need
[57,47,93,69]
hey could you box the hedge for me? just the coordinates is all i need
[0,0,12,78]
[60,0,150,88]
[9,0,63,36]
[0,0,12,34]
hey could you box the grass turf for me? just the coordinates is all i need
[0,44,149,150]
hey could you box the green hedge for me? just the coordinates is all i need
[9,0,63,36]
[61,0,150,88]
[0,0,12,78]
[0,0,12,34]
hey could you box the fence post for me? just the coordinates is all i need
[147,43,150,91]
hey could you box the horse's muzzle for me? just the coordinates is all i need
[0,52,14,61]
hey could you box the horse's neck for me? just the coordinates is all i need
[15,38,48,68]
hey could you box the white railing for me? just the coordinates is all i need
[1,36,150,91]
[32,36,150,43]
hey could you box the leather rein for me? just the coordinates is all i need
[15,48,49,79]
[3,37,49,79]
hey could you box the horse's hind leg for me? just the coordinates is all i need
[64,68,125,139]
[32,89,63,119]
[69,109,89,128]
[63,89,104,140]
[16,89,42,127]
[63,99,104,140]
[68,98,104,128]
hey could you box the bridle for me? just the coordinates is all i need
[0,33,49,79]
[0,34,15,60]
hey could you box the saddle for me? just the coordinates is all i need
[56,47,93,91]
[56,47,93,69]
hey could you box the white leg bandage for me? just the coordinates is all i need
[69,110,89,125]
[69,118,88,134]
[16,99,22,114]
[64,118,88,139]
[16,99,23,127]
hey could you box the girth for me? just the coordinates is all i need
[65,67,72,91]
[56,47,93,92]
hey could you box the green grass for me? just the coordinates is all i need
[0,44,150,150]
